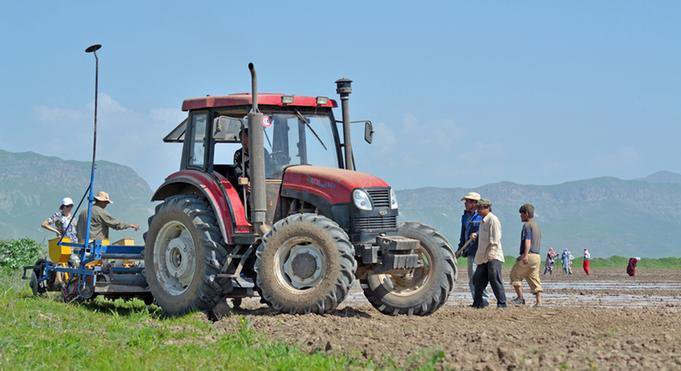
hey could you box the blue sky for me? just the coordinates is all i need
[1,1,680,190]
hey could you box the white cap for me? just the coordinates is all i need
[60,197,74,207]
[460,192,482,202]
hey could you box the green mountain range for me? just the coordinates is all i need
[0,150,152,244]
[1,149,680,257]
[397,172,681,258]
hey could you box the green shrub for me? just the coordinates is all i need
[0,238,44,274]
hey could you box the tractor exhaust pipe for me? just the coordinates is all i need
[335,78,353,170]
[247,63,269,235]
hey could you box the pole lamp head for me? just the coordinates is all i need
[85,44,102,54]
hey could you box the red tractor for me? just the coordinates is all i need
[144,64,456,315]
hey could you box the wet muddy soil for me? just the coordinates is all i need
[214,269,681,369]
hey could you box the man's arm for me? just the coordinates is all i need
[458,216,466,249]
[98,209,136,231]
[520,224,532,263]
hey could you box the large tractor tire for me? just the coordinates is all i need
[361,222,457,315]
[255,213,357,314]
[144,195,228,315]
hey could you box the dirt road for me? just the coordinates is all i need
[215,269,681,369]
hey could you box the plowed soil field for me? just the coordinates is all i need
[215,268,681,369]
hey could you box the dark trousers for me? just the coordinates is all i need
[473,259,507,307]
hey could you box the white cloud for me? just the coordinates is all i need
[98,93,128,114]
[149,107,186,124]
[30,94,181,188]
[33,106,85,123]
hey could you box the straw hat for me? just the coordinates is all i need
[94,191,113,204]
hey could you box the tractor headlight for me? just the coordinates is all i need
[353,189,373,211]
[390,188,399,209]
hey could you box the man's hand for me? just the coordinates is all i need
[519,254,529,264]
[471,233,478,241]
[129,224,140,231]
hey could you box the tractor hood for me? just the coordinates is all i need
[282,165,390,204]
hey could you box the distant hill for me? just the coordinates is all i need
[397,174,681,258]
[639,171,681,185]
[2,148,680,258]
[0,149,152,243]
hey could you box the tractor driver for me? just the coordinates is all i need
[233,126,272,186]
[233,127,250,180]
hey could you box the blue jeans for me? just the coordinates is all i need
[468,255,489,303]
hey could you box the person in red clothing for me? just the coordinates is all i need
[627,257,641,277]
[583,248,591,275]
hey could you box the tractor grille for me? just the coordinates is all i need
[367,189,391,208]
[352,215,398,231]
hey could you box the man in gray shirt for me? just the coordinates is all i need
[76,191,139,241]
[510,203,543,306]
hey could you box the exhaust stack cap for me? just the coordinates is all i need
[335,78,352,96]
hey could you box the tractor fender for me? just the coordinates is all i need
[152,170,250,244]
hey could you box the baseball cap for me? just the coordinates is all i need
[477,198,492,208]
[460,192,481,202]
[60,197,74,207]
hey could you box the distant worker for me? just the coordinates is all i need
[76,191,139,241]
[543,247,558,275]
[471,199,507,308]
[583,248,591,276]
[627,257,641,277]
[41,197,78,242]
[510,203,543,307]
[455,192,489,306]
[561,248,574,275]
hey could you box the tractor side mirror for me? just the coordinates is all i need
[364,121,374,144]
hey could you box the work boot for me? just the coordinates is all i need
[511,297,526,306]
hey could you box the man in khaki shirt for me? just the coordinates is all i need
[76,191,139,241]
[471,199,507,308]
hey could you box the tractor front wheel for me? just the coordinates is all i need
[361,222,457,315]
[144,195,228,315]
[255,213,356,314]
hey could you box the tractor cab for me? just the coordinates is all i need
[163,94,347,190]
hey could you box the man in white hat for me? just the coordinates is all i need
[41,197,78,242]
[76,191,139,241]
[456,191,489,306]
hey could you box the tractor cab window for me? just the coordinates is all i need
[189,113,208,167]
[210,112,339,183]
[263,113,338,177]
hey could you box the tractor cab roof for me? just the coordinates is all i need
[182,93,337,111]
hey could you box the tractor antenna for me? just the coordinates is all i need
[83,43,102,245]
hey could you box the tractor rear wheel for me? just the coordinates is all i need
[144,195,228,315]
[255,213,356,314]
[361,222,457,315]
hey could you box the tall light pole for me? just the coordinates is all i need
[83,43,102,245]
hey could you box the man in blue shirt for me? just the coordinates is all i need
[457,192,489,306]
